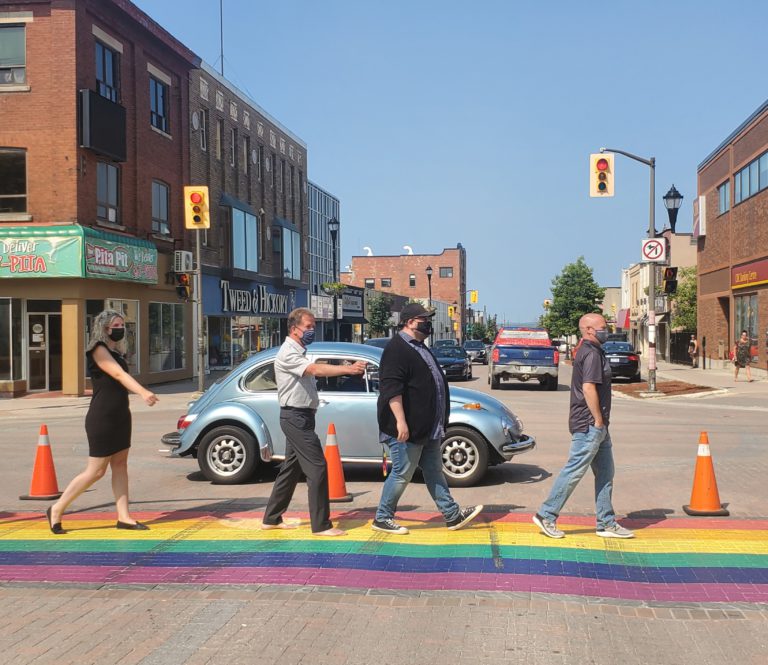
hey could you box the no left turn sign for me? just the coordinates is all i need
[641,238,666,263]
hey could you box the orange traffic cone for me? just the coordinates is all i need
[19,424,62,501]
[683,431,729,516]
[324,423,352,503]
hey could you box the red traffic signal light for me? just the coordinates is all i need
[184,186,210,229]
[176,272,191,300]
[596,158,609,171]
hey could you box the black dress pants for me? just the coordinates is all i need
[262,408,332,533]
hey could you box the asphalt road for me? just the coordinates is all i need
[5,362,765,520]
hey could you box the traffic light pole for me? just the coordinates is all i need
[601,147,658,392]
[195,229,205,394]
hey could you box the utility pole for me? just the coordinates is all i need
[601,147,658,392]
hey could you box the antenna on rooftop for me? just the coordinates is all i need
[219,0,224,76]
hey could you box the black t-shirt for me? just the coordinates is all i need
[568,340,611,433]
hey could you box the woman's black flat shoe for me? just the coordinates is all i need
[116,521,150,531]
[46,506,65,535]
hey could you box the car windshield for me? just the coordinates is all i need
[464,341,484,349]
[603,342,633,353]
[438,347,466,358]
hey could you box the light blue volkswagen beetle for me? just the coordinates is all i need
[162,342,535,487]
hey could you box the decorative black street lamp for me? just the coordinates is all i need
[425,265,433,307]
[663,185,683,234]
[328,217,340,341]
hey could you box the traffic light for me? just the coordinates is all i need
[662,266,678,294]
[175,272,191,300]
[184,185,210,229]
[589,153,614,197]
[448,305,455,318]
[470,289,478,304]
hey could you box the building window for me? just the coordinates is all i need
[270,153,276,189]
[0,148,27,214]
[231,208,259,272]
[439,266,453,278]
[243,110,250,129]
[717,181,730,215]
[364,278,375,288]
[151,181,169,235]
[96,161,119,223]
[381,278,391,287]
[0,25,26,85]
[734,150,768,205]
[734,293,758,360]
[199,109,208,151]
[149,302,185,371]
[278,159,284,192]
[409,274,416,287]
[256,144,263,180]
[95,41,119,101]
[215,119,223,160]
[149,76,169,133]
[243,136,249,175]
[229,128,236,167]
[0,298,23,381]
[282,226,301,280]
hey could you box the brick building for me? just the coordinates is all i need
[188,62,308,369]
[341,244,468,340]
[0,0,197,397]
[696,99,768,373]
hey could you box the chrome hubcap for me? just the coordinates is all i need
[441,438,478,477]
[208,436,246,476]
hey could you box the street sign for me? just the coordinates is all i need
[641,238,666,263]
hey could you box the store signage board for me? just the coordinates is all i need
[0,235,82,278]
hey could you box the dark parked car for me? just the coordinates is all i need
[463,340,487,364]
[433,338,459,349]
[603,341,641,381]
[435,346,473,380]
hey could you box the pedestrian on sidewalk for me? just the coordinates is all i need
[533,313,634,540]
[260,308,366,537]
[733,330,753,382]
[46,310,158,535]
[688,334,699,368]
[372,302,483,535]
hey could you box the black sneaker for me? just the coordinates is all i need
[446,505,484,531]
[372,518,409,535]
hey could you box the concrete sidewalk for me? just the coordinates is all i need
[652,358,768,394]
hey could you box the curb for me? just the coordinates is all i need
[612,388,729,401]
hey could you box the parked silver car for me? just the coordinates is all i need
[162,342,535,487]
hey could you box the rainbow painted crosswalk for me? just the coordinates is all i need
[1,510,766,603]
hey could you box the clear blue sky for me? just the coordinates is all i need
[135,0,768,321]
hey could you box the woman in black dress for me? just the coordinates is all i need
[733,329,753,382]
[46,310,158,534]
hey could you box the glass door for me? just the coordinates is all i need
[27,313,62,392]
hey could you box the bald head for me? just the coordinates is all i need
[579,313,607,345]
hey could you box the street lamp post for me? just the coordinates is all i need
[425,265,433,307]
[601,147,659,392]
[663,185,683,234]
[328,217,340,341]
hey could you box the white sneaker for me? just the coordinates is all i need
[532,513,565,539]
[596,523,635,539]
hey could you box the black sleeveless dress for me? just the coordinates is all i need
[85,342,132,457]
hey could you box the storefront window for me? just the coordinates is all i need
[734,293,758,360]
[208,315,282,369]
[149,302,185,372]
[86,299,139,375]
[0,298,23,380]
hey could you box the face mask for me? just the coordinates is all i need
[300,329,315,345]
[595,329,608,344]
[108,328,125,342]
[415,320,433,336]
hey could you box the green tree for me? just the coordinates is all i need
[670,266,697,331]
[485,316,498,342]
[468,321,487,340]
[367,293,393,336]
[538,257,604,337]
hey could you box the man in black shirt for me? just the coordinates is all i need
[372,302,482,535]
[533,313,634,540]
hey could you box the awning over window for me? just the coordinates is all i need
[0,225,157,283]
[616,308,631,329]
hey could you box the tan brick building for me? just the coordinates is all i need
[341,245,468,339]
[697,99,768,373]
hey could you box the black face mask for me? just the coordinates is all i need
[108,328,125,342]
[415,320,432,336]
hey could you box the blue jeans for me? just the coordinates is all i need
[538,425,617,530]
[375,436,460,523]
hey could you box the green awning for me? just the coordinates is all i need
[0,225,158,283]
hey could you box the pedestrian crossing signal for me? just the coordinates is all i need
[176,273,191,300]
[663,266,678,294]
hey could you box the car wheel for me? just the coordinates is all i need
[197,425,259,484]
[545,375,558,391]
[441,427,489,487]
[467,366,473,380]
[631,372,642,383]
[490,374,500,389]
